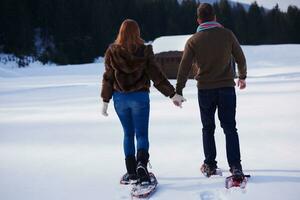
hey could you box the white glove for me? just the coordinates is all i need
[171,94,187,108]
[101,102,109,117]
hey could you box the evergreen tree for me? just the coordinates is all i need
[287,5,300,43]
[266,4,289,43]
[178,0,198,34]
[218,0,235,31]
[0,0,300,64]
[0,0,4,52]
[1,0,34,56]
[232,3,248,44]
[247,1,266,44]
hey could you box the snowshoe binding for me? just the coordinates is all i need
[131,172,158,199]
[225,166,250,189]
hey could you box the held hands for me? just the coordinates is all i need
[237,79,246,90]
[101,102,109,117]
[172,94,187,108]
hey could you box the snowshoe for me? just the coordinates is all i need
[225,174,250,189]
[120,173,138,185]
[131,172,158,199]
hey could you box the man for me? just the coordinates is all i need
[174,3,247,178]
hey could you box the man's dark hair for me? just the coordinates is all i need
[197,3,215,22]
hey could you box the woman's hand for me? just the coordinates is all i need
[101,102,109,116]
[172,94,187,108]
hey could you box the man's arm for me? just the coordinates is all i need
[231,32,247,80]
[176,39,195,95]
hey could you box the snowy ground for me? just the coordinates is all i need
[1,45,300,200]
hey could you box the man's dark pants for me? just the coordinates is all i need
[198,87,241,169]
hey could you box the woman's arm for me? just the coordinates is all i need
[101,48,115,103]
[145,45,175,98]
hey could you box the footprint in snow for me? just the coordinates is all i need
[200,190,225,200]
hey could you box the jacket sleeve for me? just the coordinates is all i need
[100,48,114,102]
[176,39,195,95]
[231,32,247,79]
[145,45,175,98]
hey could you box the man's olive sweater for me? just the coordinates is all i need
[176,27,247,95]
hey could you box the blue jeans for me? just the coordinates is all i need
[198,87,241,168]
[113,92,150,157]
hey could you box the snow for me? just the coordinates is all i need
[1,44,300,200]
[152,35,192,54]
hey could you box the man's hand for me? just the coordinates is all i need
[237,79,246,90]
[171,94,187,108]
[101,102,109,116]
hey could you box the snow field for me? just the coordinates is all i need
[1,45,300,200]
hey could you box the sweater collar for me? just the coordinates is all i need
[196,21,223,32]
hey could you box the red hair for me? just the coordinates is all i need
[115,19,144,52]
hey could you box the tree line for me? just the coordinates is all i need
[0,0,299,65]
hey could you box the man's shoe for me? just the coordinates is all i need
[201,163,221,177]
[230,165,244,180]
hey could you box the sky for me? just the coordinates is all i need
[231,0,300,10]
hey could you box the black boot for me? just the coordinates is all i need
[136,149,150,184]
[120,156,137,184]
[200,163,219,177]
[230,165,244,180]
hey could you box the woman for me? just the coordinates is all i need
[100,19,184,185]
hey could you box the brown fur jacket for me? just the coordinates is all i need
[101,44,175,102]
